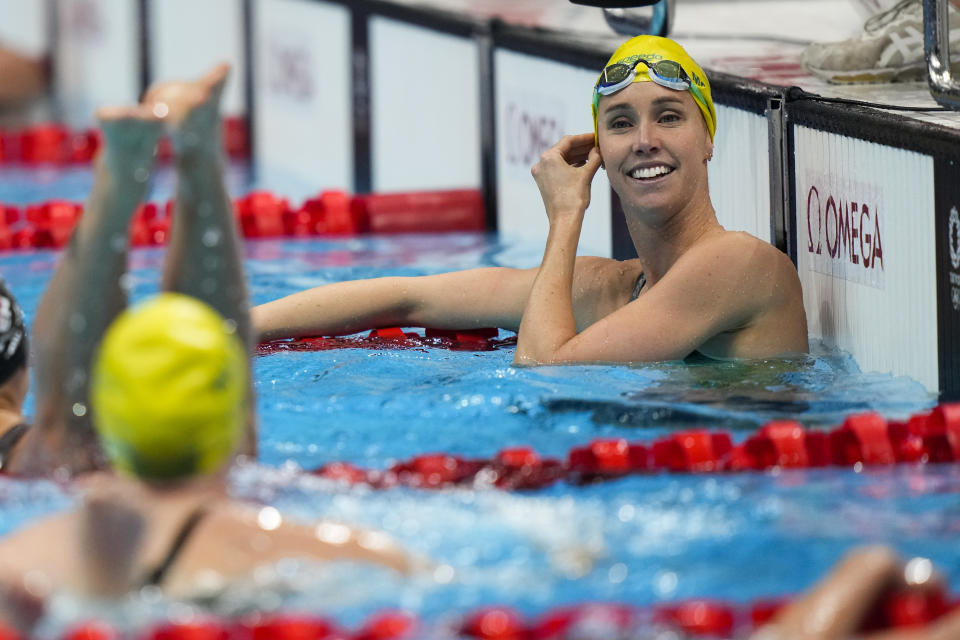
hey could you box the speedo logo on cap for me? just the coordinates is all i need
[614,53,665,67]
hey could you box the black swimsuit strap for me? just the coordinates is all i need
[0,422,29,473]
[142,506,209,588]
[630,272,647,302]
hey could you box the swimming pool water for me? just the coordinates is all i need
[0,169,953,636]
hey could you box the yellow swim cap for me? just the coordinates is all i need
[91,293,247,481]
[592,35,716,143]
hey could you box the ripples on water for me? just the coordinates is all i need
[255,337,934,469]
[0,235,948,636]
[13,462,960,637]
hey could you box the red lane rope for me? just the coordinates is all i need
[0,189,486,251]
[308,404,960,489]
[32,585,958,640]
[257,327,512,355]
[0,117,249,166]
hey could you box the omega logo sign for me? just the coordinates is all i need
[804,180,885,289]
[949,206,960,311]
[504,102,563,169]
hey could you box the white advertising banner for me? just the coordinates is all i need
[253,0,352,200]
[794,126,938,391]
[494,48,612,258]
[148,0,246,115]
[708,105,771,243]
[54,0,140,127]
[369,17,481,192]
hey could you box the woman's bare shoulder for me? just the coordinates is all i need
[679,230,804,321]
[702,230,779,255]
[694,231,798,281]
[571,256,645,324]
[726,232,801,289]
[704,232,808,352]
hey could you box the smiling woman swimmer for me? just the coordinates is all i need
[253,35,808,365]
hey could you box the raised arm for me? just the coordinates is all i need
[514,133,602,366]
[138,64,256,456]
[142,64,251,351]
[15,108,162,475]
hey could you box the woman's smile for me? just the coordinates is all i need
[625,161,677,183]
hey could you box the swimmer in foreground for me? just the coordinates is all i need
[252,35,808,365]
[0,66,412,634]
[0,296,411,634]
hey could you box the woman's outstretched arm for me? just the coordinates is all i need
[251,256,642,343]
[252,267,536,341]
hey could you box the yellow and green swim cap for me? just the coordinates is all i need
[91,293,247,481]
[592,35,716,143]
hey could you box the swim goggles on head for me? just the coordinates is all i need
[594,57,707,109]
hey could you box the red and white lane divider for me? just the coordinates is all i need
[0,118,249,166]
[257,328,510,355]
[308,404,960,489]
[0,189,486,251]
[13,584,955,640]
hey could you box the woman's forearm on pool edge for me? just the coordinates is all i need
[251,268,536,341]
[251,278,420,341]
